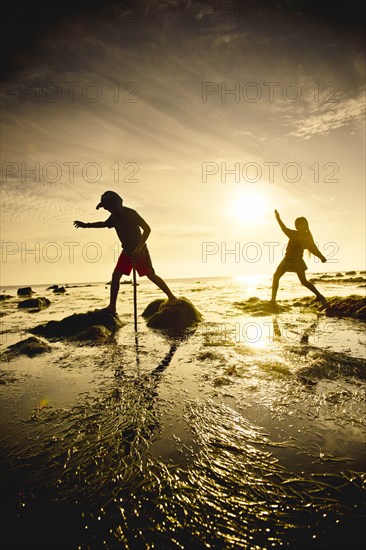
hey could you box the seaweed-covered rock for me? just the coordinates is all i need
[30,309,123,338]
[4,336,52,358]
[0,294,12,301]
[18,297,51,309]
[142,297,202,330]
[297,349,366,381]
[234,297,289,316]
[17,287,33,296]
[73,324,112,342]
[325,295,366,321]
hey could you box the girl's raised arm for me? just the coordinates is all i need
[274,210,293,238]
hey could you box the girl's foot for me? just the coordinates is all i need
[314,295,327,304]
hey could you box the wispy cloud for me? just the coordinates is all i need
[287,90,366,139]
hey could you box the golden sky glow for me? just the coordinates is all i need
[0,1,365,285]
[229,189,270,226]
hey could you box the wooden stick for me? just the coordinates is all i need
[132,265,138,332]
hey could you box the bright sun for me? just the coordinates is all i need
[230,189,269,225]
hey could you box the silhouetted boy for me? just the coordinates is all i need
[74,191,178,313]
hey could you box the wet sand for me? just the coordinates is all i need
[1,274,365,549]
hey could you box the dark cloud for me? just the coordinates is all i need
[0,0,124,80]
[1,0,364,82]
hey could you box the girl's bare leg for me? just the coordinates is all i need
[297,271,325,300]
[271,263,287,302]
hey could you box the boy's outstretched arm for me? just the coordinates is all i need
[73,220,108,228]
[274,210,292,238]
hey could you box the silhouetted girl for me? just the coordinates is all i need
[271,210,327,303]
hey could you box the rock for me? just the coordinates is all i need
[247,296,261,302]
[325,295,366,321]
[46,284,59,290]
[345,271,356,275]
[234,297,289,316]
[17,287,33,296]
[73,324,112,342]
[4,336,52,358]
[336,273,343,277]
[142,297,202,330]
[30,309,123,338]
[0,294,12,301]
[18,297,51,309]
[53,286,66,293]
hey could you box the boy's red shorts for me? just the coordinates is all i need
[114,247,153,276]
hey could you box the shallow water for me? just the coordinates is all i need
[1,274,365,549]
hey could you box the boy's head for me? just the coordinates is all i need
[96,191,123,212]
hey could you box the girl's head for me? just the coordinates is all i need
[295,217,309,233]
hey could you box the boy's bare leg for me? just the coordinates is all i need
[147,271,178,305]
[105,270,122,313]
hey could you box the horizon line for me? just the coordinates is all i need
[1,268,365,289]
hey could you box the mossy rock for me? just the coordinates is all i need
[18,297,51,309]
[30,309,123,338]
[73,324,112,342]
[142,297,202,330]
[4,336,52,358]
[234,297,289,316]
[325,295,366,321]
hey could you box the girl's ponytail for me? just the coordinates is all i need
[295,217,316,256]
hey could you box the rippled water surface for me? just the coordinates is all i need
[1,275,365,548]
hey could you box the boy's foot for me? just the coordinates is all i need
[100,306,117,314]
[162,297,179,309]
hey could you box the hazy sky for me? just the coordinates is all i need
[1,0,365,285]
